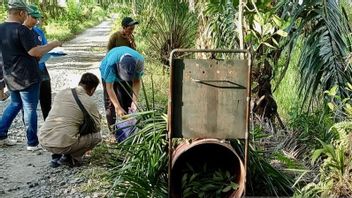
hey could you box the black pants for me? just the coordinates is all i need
[39,80,52,120]
[102,81,132,128]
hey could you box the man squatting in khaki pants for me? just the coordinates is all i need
[39,73,102,167]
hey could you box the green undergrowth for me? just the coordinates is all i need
[0,2,107,42]
[0,4,5,22]
[44,3,107,41]
[44,18,104,41]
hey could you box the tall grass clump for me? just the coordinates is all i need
[139,60,169,110]
[283,109,335,158]
[273,43,301,119]
[107,111,168,197]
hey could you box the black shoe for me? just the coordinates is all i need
[50,160,61,168]
[50,154,62,168]
[71,159,83,167]
[52,153,62,160]
[58,154,74,167]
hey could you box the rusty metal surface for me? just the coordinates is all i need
[171,58,249,139]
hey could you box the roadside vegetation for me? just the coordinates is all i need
[0,0,108,41]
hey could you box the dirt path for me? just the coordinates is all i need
[0,18,114,198]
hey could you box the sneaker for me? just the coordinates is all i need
[27,145,42,151]
[0,138,17,146]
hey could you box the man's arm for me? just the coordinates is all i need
[131,78,141,111]
[28,41,61,58]
[105,82,126,117]
[107,32,118,52]
[91,103,102,133]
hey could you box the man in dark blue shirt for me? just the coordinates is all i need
[0,0,61,151]
[24,5,53,121]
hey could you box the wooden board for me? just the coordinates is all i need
[171,59,249,139]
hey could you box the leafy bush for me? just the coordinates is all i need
[296,127,352,197]
[0,3,6,22]
[282,108,336,159]
[43,2,106,41]
[295,85,352,197]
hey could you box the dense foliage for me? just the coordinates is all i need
[0,0,107,41]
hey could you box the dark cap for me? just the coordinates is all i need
[117,55,137,81]
[8,0,32,12]
[121,17,139,27]
[28,5,42,18]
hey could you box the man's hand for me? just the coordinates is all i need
[115,107,126,118]
[51,41,62,47]
[130,102,137,113]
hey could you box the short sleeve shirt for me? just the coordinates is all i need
[99,46,144,83]
[107,31,135,51]
[0,22,41,91]
[33,27,50,81]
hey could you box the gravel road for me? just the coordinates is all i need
[0,18,114,198]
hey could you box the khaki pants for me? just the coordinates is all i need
[43,132,102,162]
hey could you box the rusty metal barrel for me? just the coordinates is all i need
[170,139,245,198]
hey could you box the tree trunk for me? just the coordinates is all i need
[132,0,137,16]
[189,0,195,12]
[238,0,244,51]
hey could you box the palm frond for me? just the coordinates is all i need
[278,0,352,108]
[108,112,168,197]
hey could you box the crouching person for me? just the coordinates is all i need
[39,73,102,167]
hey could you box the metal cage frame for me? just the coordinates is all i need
[167,49,252,197]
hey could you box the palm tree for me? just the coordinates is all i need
[277,0,352,109]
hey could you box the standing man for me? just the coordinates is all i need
[0,0,61,150]
[0,53,8,101]
[107,17,139,51]
[99,46,144,131]
[24,5,52,120]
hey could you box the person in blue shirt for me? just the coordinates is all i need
[99,46,144,131]
[24,5,53,120]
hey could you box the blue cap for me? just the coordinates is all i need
[117,55,137,81]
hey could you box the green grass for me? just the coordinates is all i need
[78,167,110,194]
[273,151,304,169]
[139,60,169,111]
[44,17,104,41]
[273,45,301,120]
[0,2,107,42]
